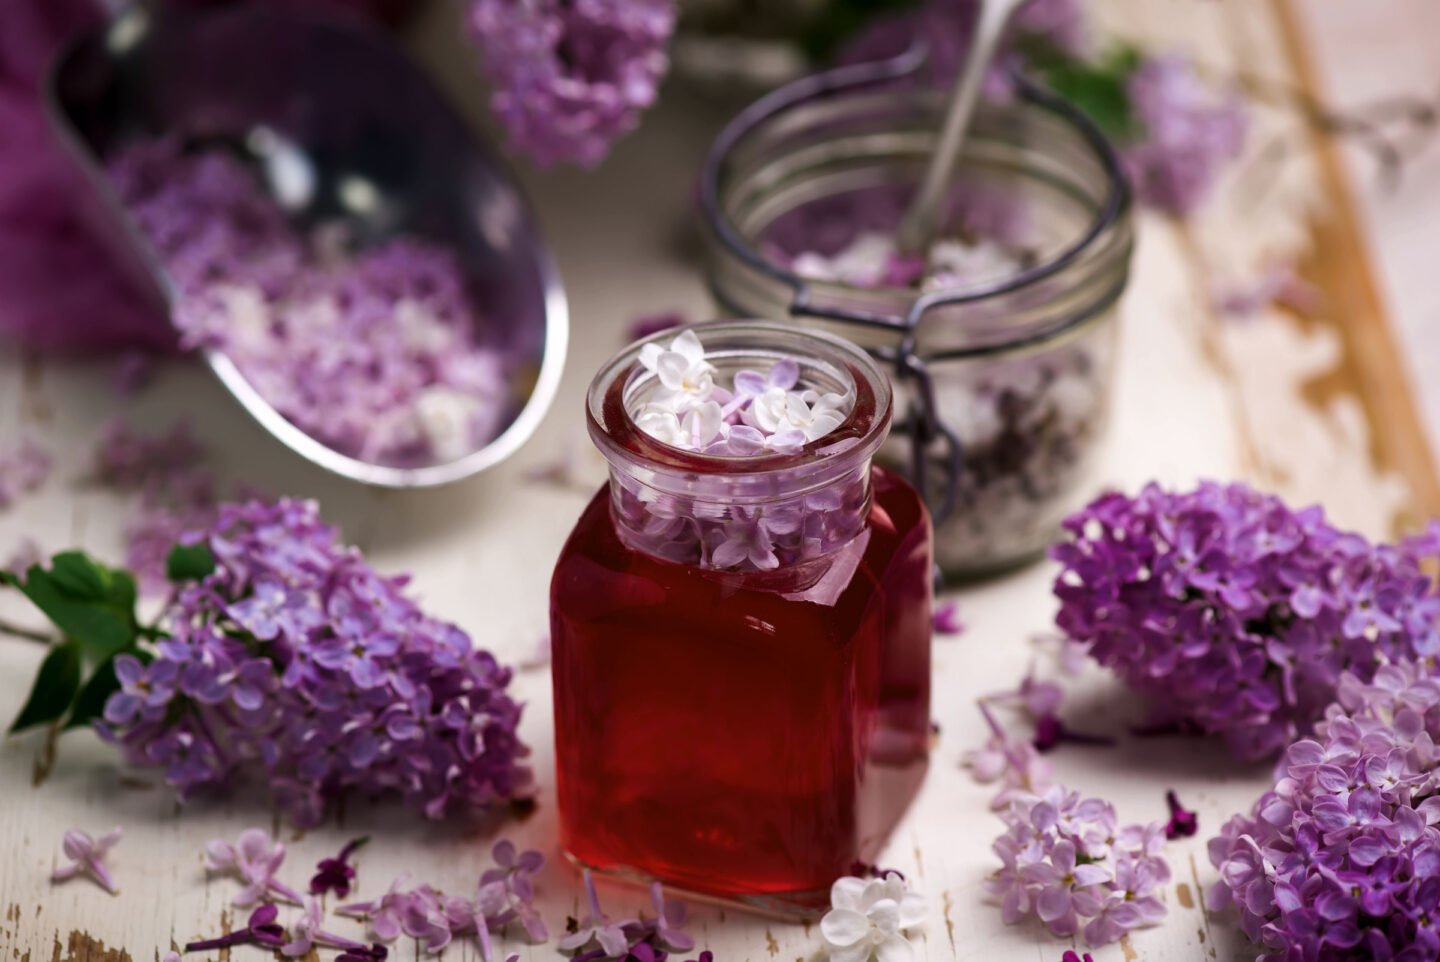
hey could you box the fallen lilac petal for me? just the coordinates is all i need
[933,601,964,635]
[1163,790,1198,839]
[51,827,122,895]
[626,311,686,342]
[204,828,305,907]
[186,903,287,952]
[310,836,369,898]
[1032,714,1117,753]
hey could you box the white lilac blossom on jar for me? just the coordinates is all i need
[631,330,853,457]
[106,137,513,467]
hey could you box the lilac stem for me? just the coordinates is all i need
[185,932,254,951]
[316,930,369,952]
[976,698,1032,777]
[267,878,306,905]
[583,869,603,919]
[338,836,370,862]
[477,922,496,962]
[0,617,55,645]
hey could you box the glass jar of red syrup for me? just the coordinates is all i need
[551,320,933,917]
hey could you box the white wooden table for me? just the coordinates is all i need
[2,2,1437,960]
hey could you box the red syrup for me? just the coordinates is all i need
[551,466,932,914]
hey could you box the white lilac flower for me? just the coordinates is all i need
[791,232,899,288]
[785,392,849,442]
[635,405,688,447]
[632,331,852,455]
[924,237,1025,292]
[639,330,716,408]
[413,386,490,463]
[820,873,926,962]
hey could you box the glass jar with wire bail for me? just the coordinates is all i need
[700,47,1134,579]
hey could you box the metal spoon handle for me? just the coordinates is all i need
[896,0,1025,255]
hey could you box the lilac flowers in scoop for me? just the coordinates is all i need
[1208,662,1440,960]
[1052,482,1440,760]
[107,138,512,467]
[98,497,532,825]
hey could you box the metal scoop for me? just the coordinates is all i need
[45,3,568,488]
[896,0,1026,253]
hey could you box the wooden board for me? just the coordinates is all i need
[0,2,1434,961]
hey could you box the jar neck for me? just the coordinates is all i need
[587,321,892,571]
[606,458,875,570]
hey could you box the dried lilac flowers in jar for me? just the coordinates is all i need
[703,67,1133,578]
[107,137,513,467]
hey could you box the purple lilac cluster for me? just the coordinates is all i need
[839,3,1246,217]
[1122,55,1248,215]
[1208,662,1440,960]
[339,840,548,957]
[107,137,511,466]
[987,785,1169,946]
[466,0,676,167]
[90,419,220,594]
[1051,482,1440,760]
[98,498,532,825]
[0,435,51,508]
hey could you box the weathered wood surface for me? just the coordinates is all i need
[2,1,1437,960]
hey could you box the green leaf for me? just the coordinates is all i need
[166,542,216,583]
[48,551,109,599]
[1035,46,1145,143]
[15,559,136,664]
[800,0,925,63]
[9,641,82,734]
[65,654,131,731]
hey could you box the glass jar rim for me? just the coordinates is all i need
[587,319,893,483]
[699,63,1132,323]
